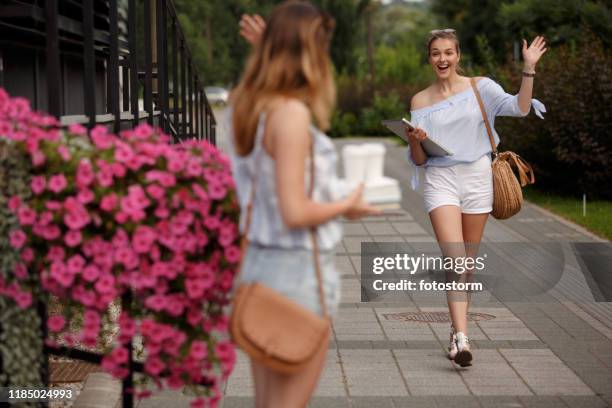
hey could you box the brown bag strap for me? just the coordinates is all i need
[240,123,328,317]
[470,77,497,155]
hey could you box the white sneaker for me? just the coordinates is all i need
[454,332,473,367]
[447,327,458,360]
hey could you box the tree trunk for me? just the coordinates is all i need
[366,6,375,84]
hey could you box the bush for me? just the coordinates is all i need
[359,91,407,135]
[496,30,612,199]
[329,111,358,138]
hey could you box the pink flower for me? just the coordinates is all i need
[9,230,26,249]
[94,274,115,294]
[132,226,157,253]
[31,150,45,167]
[187,308,202,326]
[144,294,168,312]
[76,160,95,188]
[7,196,21,211]
[215,270,233,292]
[146,184,165,200]
[145,170,176,187]
[30,175,46,195]
[90,125,114,148]
[111,163,126,178]
[64,230,82,247]
[133,123,154,139]
[68,123,87,136]
[63,198,91,230]
[165,297,185,317]
[42,225,61,240]
[84,309,101,328]
[17,207,36,225]
[13,263,28,279]
[14,291,32,309]
[50,261,74,287]
[77,188,94,204]
[82,264,100,282]
[185,279,205,300]
[166,373,184,390]
[144,356,165,376]
[48,315,66,332]
[111,347,129,365]
[57,145,71,161]
[80,290,96,307]
[114,247,138,269]
[119,313,136,342]
[100,193,118,212]
[224,245,241,264]
[48,174,68,193]
[97,169,114,187]
[208,181,227,200]
[114,141,134,163]
[21,247,34,263]
[67,254,86,274]
[45,200,62,211]
[189,341,208,360]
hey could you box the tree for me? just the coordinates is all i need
[498,0,612,48]
[430,0,509,65]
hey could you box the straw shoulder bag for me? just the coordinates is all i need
[470,78,535,220]
[229,132,330,374]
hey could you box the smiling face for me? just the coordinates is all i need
[428,38,460,79]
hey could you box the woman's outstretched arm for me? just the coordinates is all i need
[517,36,547,114]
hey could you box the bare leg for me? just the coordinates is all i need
[461,213,489,316]
[251,359,267,408]
[428,206,469,334]
[251,333,329,408]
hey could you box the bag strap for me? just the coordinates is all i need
[469,77,497,155]
[240,120,328,318]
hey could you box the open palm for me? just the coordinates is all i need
[522,36,547,68]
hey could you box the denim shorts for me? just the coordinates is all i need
[239,244,340,317]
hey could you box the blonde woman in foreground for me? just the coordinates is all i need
[229,2,379,407]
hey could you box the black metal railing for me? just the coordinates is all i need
[0,1,217,406]
[0,0,216,144]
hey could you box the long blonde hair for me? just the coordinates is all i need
[230,1,336,156]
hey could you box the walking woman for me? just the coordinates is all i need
[406,30,547,366]
[228,2,378,407]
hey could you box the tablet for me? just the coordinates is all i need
[382,118,454,157]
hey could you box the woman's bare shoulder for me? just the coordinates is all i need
[410,86,436,111]
[265,97,311,153]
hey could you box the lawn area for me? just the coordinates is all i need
[524,187,612,241]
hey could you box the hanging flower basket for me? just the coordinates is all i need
[0,87,240,407]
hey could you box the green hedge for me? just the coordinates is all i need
[496,31,612,199]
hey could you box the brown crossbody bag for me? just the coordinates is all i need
[470,77,535,219]
[229,130,330,374]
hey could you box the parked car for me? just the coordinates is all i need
[205,86,229,105]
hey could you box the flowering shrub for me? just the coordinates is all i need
[0,88,240,406]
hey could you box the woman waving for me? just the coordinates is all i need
[406,30,547,367]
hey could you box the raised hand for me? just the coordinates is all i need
[522,36,547,71]
[239,14,266,46]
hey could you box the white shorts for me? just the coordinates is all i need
[423,155,493,214]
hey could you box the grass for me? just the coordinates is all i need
[523,187,612,240]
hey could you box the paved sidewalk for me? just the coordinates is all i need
[139,127,612,407]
